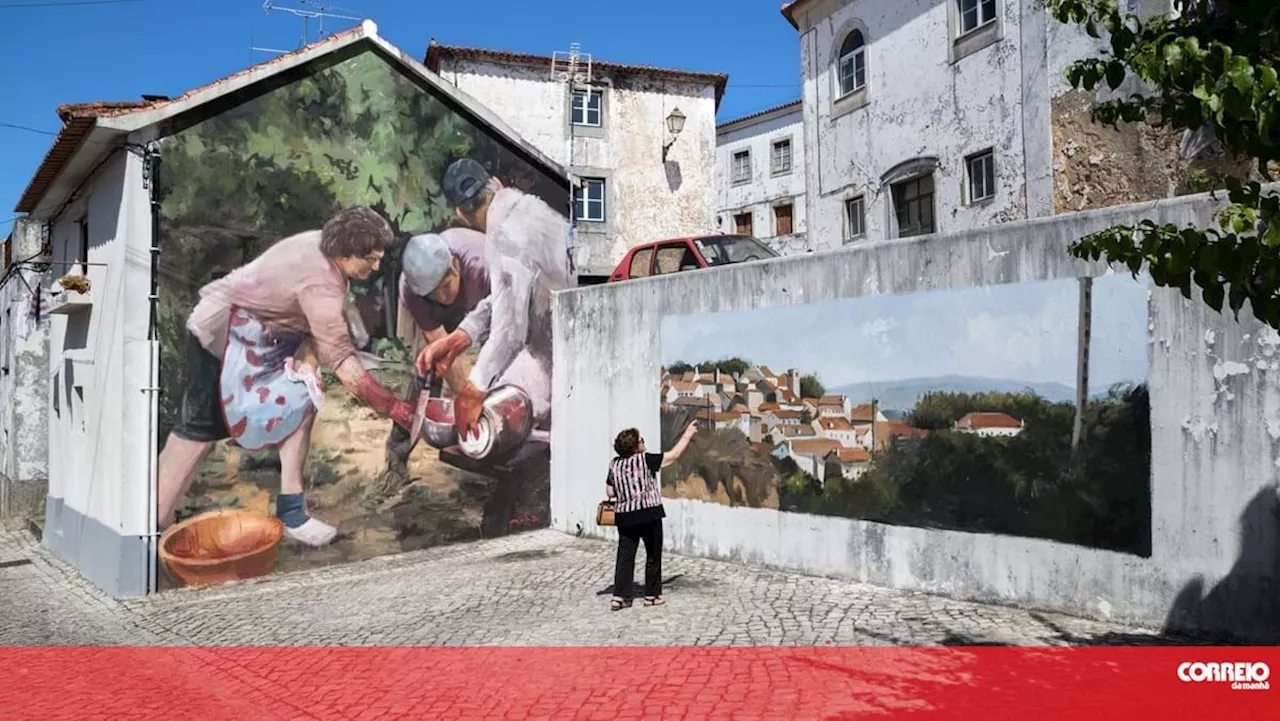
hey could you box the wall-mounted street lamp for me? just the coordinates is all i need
[662,107,686,161]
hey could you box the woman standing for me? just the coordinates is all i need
[606,422,698,610]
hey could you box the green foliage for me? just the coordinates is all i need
[372,337,410,365]
[798,373,825,398]
[776,386,1151,556]
[666,357,753,378]
[1046,0,1280,328]
[154,50,566,441]
[907,389,1071,431]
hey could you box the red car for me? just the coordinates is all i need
[607,234,779,282]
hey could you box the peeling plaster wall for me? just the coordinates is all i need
[796,0,1041,250]
[0,218,50,524]
[552,189,1280,642]
[715,107,808,254]
[433,58,717,276]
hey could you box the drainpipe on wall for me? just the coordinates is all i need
[142,142,162,595]
[566,87,578,284]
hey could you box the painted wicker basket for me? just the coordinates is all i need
[158,508,283,588]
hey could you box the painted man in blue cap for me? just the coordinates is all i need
[417,158,570,438]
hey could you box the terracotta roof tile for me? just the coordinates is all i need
[788,439,842,457]
[956,412,1024,429]
[819,417,854,432]
[716,99,802,130]
[826,447,872,463]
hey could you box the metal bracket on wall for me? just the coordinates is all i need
[140,142,161,196]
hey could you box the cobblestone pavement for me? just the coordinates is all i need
[1,527,1193,647]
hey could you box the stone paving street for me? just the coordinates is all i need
[1,527,1194,648]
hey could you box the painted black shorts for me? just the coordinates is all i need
[170,331,230,443]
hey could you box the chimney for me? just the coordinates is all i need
[787,368,800,397]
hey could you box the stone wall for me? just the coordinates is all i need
[551,189,1280,642]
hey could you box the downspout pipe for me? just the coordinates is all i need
[144,142,162,594]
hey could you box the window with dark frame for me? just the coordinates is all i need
[959,0,998,35]
[78,219,89,275]
[731,150,752,184]
[891,174,936,238]
[574,178,606,221]
[966,149,996,203]
[774,204,794,236]
[844,196,865,240]
[838,30,867,96]
[733,211,754,236]
[571,89,603,127]
[771,139,792,175]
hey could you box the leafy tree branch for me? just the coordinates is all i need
[1046,0,1280,327]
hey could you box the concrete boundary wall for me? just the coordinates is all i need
[551,190,1280,642]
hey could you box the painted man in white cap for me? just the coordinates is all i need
[418,158,570,438]
[381,226,489,485]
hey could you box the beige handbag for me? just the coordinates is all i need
[596,500,616,527]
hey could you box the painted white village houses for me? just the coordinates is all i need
[425,43,727,281]
[714,100,807,255]
[780,0,1184,251]
[659,364,929,486]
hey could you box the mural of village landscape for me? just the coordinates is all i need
[659,275,1153,556]
[153,47,569,587]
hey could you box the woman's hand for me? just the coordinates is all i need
[683,422,699,440]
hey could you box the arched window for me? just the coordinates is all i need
[837,30,866,97]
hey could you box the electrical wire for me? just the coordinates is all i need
[0,0,142,8]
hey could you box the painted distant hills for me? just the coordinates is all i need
[829,375,1078,413]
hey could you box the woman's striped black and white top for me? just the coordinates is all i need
[606,452,666,527]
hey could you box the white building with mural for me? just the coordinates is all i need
[781,0,1208,251]
[714,100,808,255]
[425,42,727,281]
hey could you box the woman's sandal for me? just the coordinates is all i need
[610,597,632,611]
[643,596,666,607]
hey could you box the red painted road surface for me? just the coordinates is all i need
[1,646,1276,720]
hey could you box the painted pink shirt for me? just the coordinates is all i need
[186,230,357,372]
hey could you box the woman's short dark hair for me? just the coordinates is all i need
[614,428,641,457]
[320,207,395,259]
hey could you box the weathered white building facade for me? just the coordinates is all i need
[426,43,727,280]
[714,100,808,255]
[781,0,1193,251]
[0,219,51,526]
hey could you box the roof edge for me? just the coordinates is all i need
[716,99,802,132]
[425,42,730,110]
[17,20,573,216]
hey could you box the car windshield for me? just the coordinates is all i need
[693,235,778,267]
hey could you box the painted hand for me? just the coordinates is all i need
[417,330,471,378]
[454,382,485,440]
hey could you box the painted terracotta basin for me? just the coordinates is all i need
[158,508,283,588]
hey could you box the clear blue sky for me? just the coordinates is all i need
[661,274,1150,392]
[0,0,800,237]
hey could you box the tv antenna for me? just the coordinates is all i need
[550,42,593,90]
[252,0,363,56]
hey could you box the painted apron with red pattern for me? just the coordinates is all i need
[219,307,317,452]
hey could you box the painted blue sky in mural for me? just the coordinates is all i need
[661,274,1148,398]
